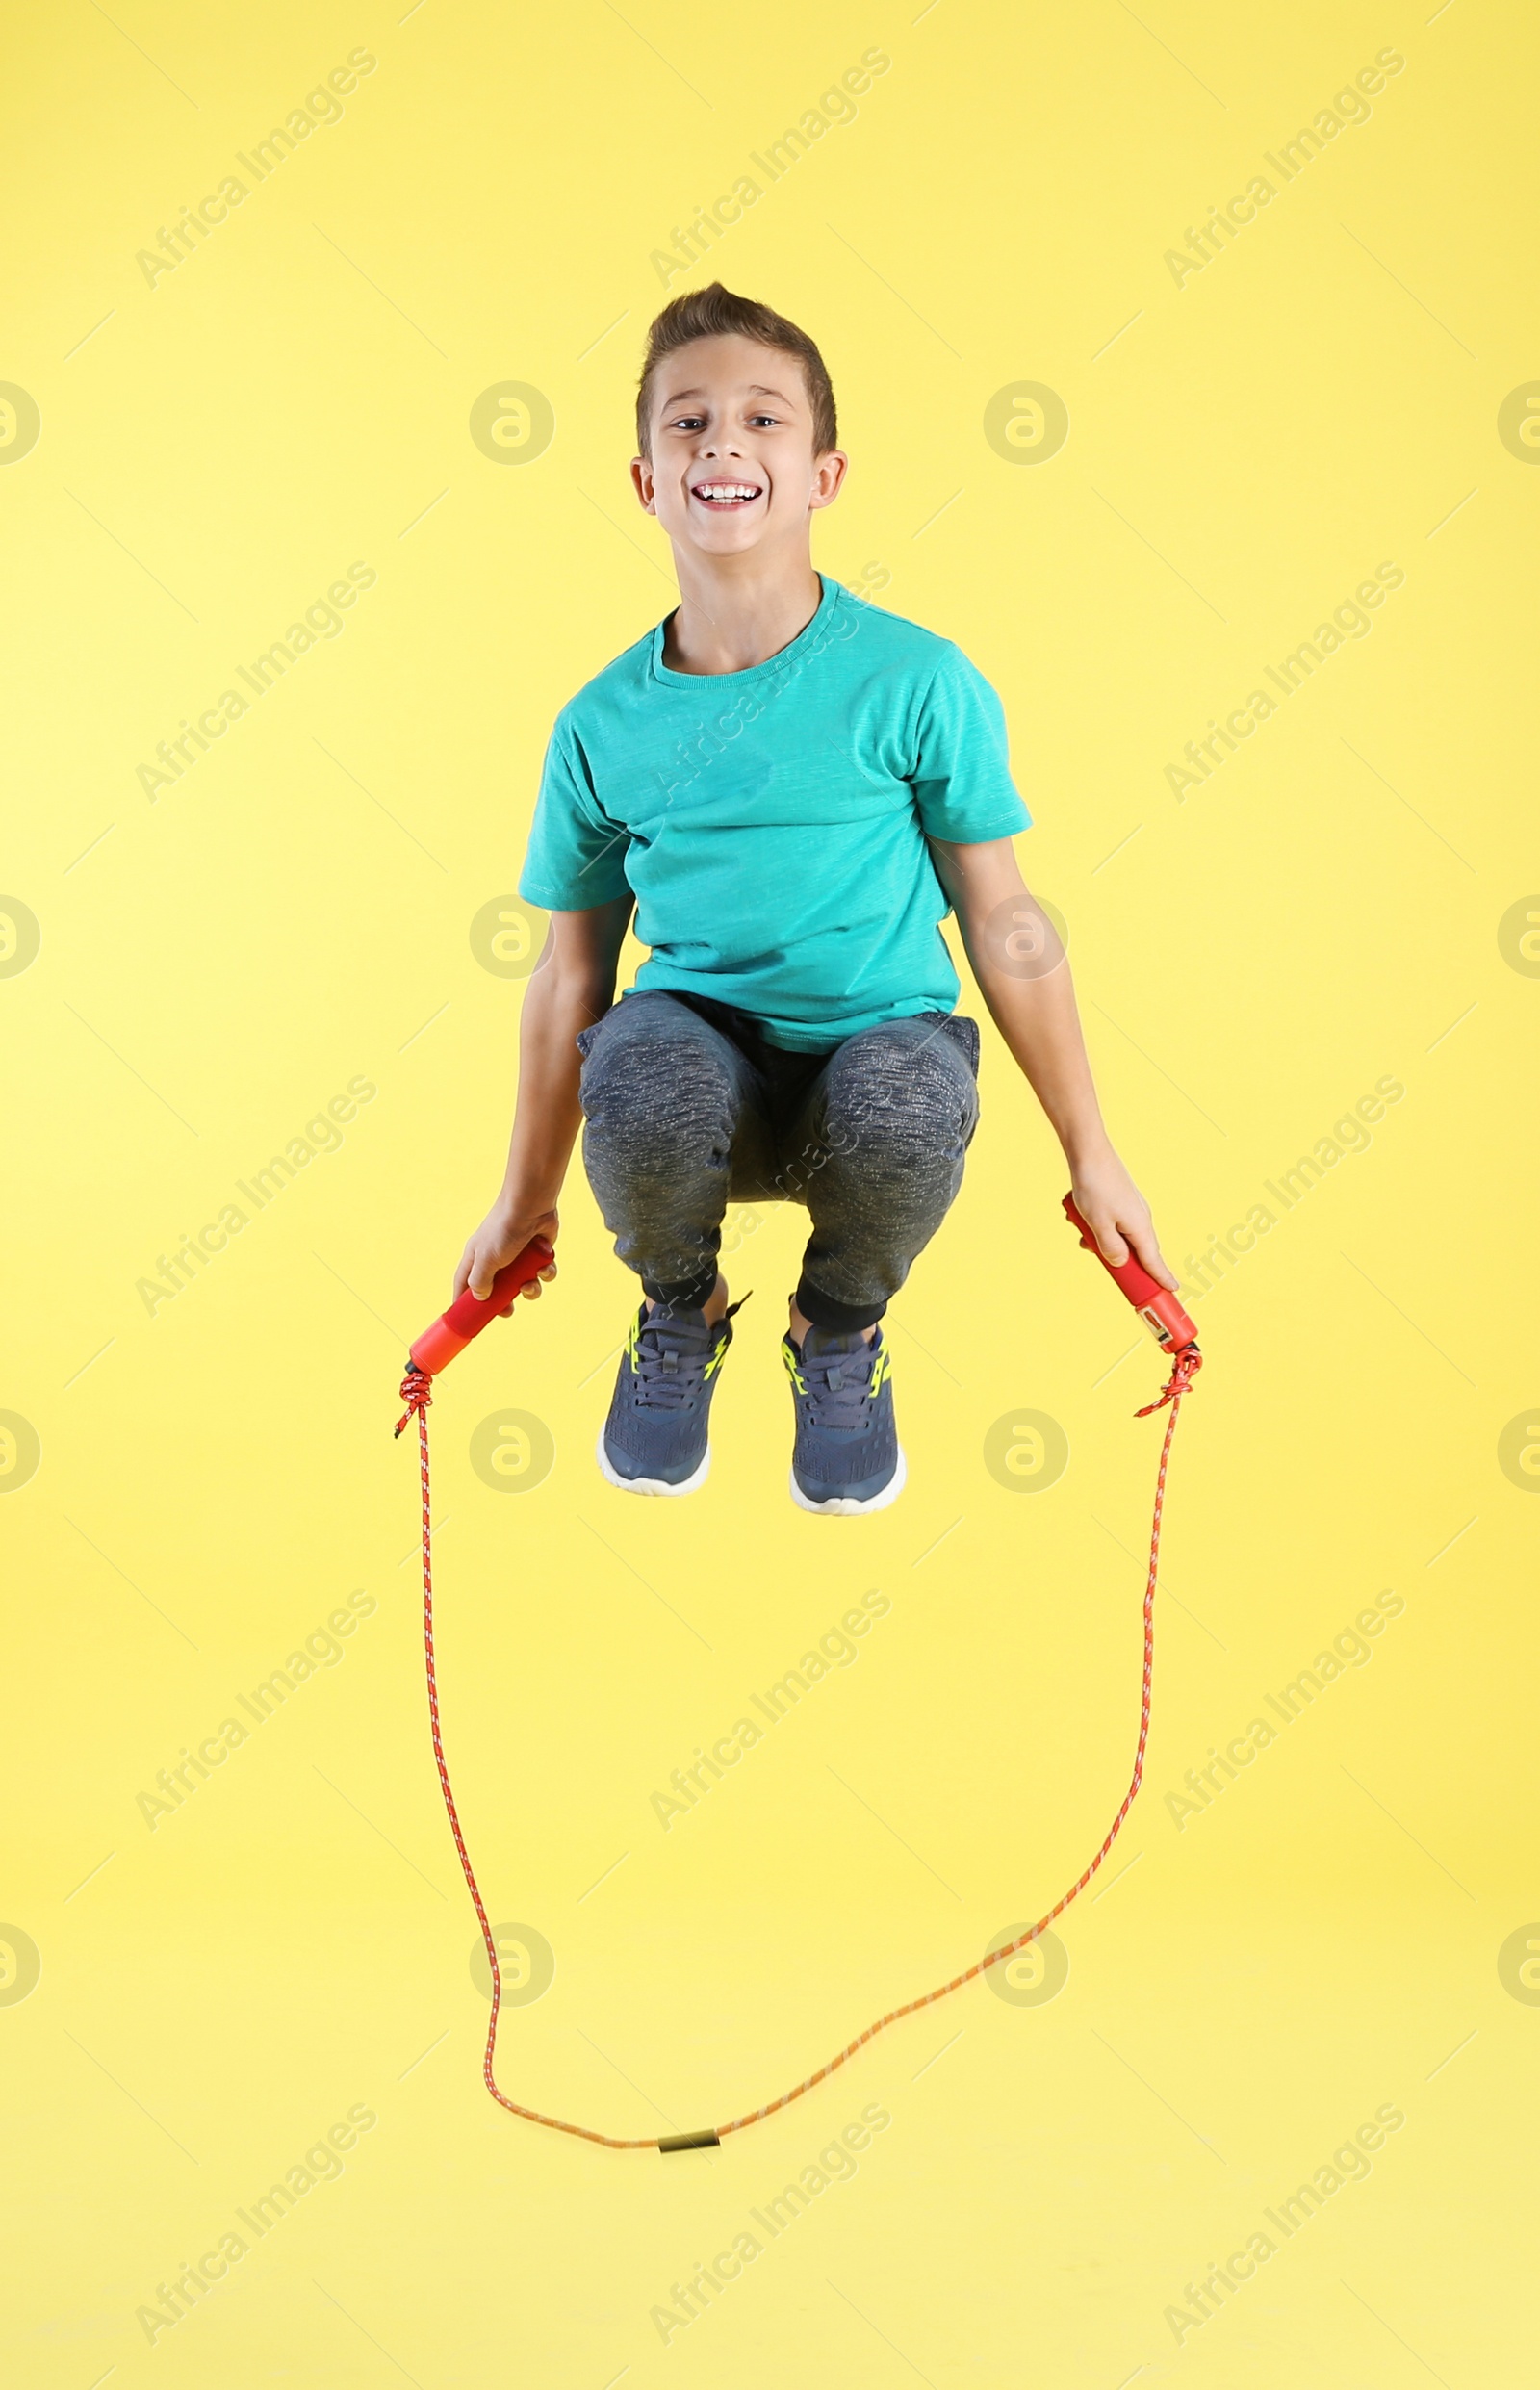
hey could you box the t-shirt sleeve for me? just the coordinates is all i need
[517,717,633,911]
[909,643,1032,841]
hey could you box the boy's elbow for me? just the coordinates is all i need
[962,887,1067,986]
[532,946,618,1015]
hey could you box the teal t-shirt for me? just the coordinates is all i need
[518,573,1031,1050]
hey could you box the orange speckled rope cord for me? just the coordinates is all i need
[397,1338,1200,2152]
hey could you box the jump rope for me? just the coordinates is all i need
[394,1196,1201,2153]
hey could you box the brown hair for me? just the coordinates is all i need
[634,282,837,461]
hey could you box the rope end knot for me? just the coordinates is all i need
[395,1365,434,1439]
[1136,1341,1202,1418]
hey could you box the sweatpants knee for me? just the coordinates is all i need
[819,1026,976,1162]
[581,1025,738,1167]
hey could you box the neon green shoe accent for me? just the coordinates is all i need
[781,1338,808,1395]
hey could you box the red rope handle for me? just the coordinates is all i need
[399,1340,1200,2152]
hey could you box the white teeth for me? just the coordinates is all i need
[696,483,759,500]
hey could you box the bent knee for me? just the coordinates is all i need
[821,1027,977,1152]
[581,1026,737,1152]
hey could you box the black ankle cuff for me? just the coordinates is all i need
[643,1263,719,1313]
[794,1275,886,1334]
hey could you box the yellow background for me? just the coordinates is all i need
[3,2,1536,2382]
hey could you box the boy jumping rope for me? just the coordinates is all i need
[455,284,1177,1515]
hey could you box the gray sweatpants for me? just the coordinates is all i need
[575,989,981,1332]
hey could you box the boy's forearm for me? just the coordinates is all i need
[968,962,1113,1166]
[496,958,613,1209]
[937,845,1176,1282]
[929,838,1110,1163]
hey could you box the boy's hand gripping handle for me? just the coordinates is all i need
[1063,1195,1197,1355]
[408,1236,555,1377]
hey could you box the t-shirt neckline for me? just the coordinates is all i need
[648,573,840,689]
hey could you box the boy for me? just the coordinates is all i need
[456,283,1175,1515]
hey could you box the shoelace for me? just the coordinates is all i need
[631,1296,748,1411]
[632,1316,713,1411]
[795,1337,881,1433]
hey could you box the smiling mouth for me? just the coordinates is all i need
[691,480,764,507]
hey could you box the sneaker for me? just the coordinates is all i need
[597,1299,740,1496]
[782,1322,906,1515]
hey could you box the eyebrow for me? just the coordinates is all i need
[659,382,796,412]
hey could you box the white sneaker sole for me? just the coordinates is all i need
[596,1430,710,1498]
[789,1444,907,1517]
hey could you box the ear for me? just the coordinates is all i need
[808,450,850,511]
[629,455,656,513]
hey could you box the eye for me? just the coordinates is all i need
[668,414,706,432]
[747,412,780,427]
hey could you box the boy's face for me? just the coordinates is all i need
[631,333,846,561]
